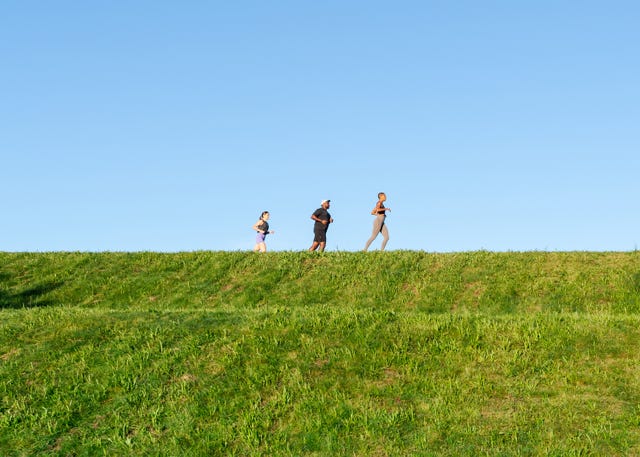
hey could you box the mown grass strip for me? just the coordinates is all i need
[1,305,639,456]
[2,251,640,314]
[1,251,640,455]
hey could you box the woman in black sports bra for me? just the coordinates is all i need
[364,192,391,251]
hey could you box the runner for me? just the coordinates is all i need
[309,200,333,252]
[252,211,274,252]
[364,192,391,251]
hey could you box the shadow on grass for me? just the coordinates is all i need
[0,273,63,309]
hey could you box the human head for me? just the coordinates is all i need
[378,192,386,201]
[321,199,331,209]
[261,211,270,220]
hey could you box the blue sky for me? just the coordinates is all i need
[2,1,638,252]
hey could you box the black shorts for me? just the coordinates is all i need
[313,227,327,243]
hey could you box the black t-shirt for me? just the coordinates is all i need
[257,220,269,233]
[313,208,331,231]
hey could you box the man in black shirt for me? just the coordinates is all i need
[309,199,333,252]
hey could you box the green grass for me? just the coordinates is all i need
[1,251,640,456]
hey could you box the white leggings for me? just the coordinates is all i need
[364,215,389,251]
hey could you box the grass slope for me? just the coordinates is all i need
[1,251,640,456]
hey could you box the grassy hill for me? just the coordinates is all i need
[1,251,640,456]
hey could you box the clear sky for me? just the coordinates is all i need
[2,1,638,252]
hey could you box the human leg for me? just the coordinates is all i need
[254,233,266,252]
[364,215,384,251]
[311,228,326,251]
[380,223,389,251]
